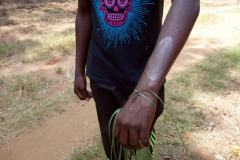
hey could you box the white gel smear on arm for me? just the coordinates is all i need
[147,37,172,81]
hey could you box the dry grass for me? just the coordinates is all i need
[163,2,219,26]
[0,29,75,64]
[223,7,240,13]
[201,0,240,7]
[155,43,240,159]
[0,73,78,144]
[0,0,77,66]
[196,12,219,26]
[22,29,75,63]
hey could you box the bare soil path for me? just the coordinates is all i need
[0,101,99,160]
[0,2,240,160]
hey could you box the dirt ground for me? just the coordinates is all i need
[0,0,240,160]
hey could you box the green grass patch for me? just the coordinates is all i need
[63,143,106,160]
[0,29,75,63]
[22,29,75,62]
[49,9,64,14]
[33,13,40,17]
[0,40,35,59]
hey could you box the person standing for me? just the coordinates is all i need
[74,0,200,159]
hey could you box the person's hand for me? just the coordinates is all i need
[114,90,157,149]
[74,74,92,101]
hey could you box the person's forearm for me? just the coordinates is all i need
[136,0,200,92]
[75,8,92,76]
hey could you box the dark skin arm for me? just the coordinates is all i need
[114,0,200,150]
[74,0,200,150]
[74,0,93,101]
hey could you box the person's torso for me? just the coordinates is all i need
[86,0,164,90]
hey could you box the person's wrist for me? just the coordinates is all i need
[135,84,159,94]
[128,89,157,109]
[75,68,85,77]
[135,77,166,94]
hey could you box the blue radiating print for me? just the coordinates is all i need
[92,0,154,48]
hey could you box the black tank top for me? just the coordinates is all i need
[86,0,164,90]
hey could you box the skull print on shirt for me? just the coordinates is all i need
[92,0,154,48]
[100,0,133,27]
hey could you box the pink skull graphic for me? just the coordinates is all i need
[100,0,133,27]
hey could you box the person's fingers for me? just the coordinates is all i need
[76,90,92,101]
[87,90,93,98]
[129,130,144,149]
[139,129,151,147]
[114,123,121,141]
[87,90,92,95]
[118,128,131,149]
[80,89,90,101]
[77,92,85,100]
